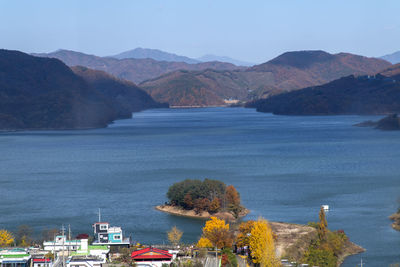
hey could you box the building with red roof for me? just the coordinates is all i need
[131,247,173,267]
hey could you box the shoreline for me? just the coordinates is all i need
[155,204,249,222]
[389,212,400,231]
[156,206,364,265]
[269,222,364,266]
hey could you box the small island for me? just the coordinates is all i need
[355,114,400,131]
[156,178,249,221]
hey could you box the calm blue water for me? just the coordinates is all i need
[0,107,399,266]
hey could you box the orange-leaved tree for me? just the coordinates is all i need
[0,229,14,247]
[225,185,241,218]
[249,217,278,267]
[183,193,194,210]
[236,220,255,247]
[209,197,221,213]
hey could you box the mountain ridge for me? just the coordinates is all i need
[0,49,165,130]
[196,54,255,67]
[140,50,391,106]
[381,51,400,64]
[33,49,243,84]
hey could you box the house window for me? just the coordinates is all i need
[114,235,121,240]
[100,225,108,230]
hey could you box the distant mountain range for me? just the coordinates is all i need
[381,51,400,64]
[111,48,200,64]
[111,48,255,66]
[140,50,390,106]
[0,49,165,130]
[33,50,242,84]
[196,54,255,66]
[248,64,400,115]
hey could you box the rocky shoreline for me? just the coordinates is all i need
[155,204,249,222]
[389,212,400,231]
[269,222,364,266]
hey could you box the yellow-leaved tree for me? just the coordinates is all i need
[197,217,233,265]
[167,226,183,247]
[197,237,213,248]
[249,218,279,267]
[0,229,14,247]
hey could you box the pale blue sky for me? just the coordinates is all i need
[1,0,399,63]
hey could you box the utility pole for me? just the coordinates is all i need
[61,225,65,267]
[215,246,218,267]
[98,208,101,222]
[68,225,71,257]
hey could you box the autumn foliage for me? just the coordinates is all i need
[303,208,349,267]
[167,226,183,247]
[236,220,255,247]
[0,229,14,247]
[248,218,279,267]
[166,179,243,216]
[197,217,233,249]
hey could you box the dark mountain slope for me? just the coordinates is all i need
[33,50,242,84]
[0,49,117,130]
[249,73,400,115]
[0,50,164,130]
[71,66,168,118]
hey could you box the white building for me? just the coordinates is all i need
[43,236,81,252]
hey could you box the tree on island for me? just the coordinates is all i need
[166,179,243,216]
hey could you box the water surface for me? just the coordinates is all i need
[0,108,399,266]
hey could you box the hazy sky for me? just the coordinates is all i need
[1,0,399,63]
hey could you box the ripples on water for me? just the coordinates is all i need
[0,108,399,266]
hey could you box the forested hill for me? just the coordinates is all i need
[0,50,165,130]
[140,50,391,106]
[71,66,167,119]
[248,71,400,115]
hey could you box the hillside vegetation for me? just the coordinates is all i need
[249,65,400,115]
[140,50,390,106]
[0,50,164,130]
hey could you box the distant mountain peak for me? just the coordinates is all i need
[381,51,400,64]
[268,50,335,68]
[196,54,255,67]
[110,48,200,64]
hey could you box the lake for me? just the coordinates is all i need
[0,107,399,266]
